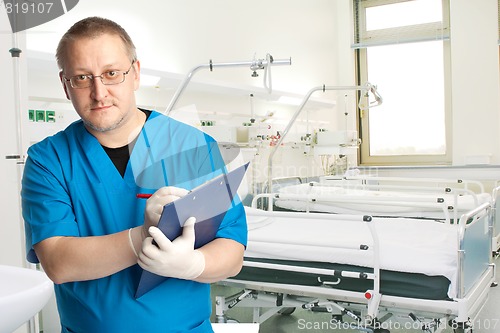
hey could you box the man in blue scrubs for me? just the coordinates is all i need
[21,17,247,333]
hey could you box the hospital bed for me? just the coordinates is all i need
[215,203,496,333]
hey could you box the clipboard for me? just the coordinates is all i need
[135,162,249,298]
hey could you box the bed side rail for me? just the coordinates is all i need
[309,182,481,208]
[297,180,484,220]
[251,192,452,222]
[326,176,485,194]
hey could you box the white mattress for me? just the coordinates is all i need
[244,207,460,298]
[274,183,491,218]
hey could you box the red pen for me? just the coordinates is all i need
[136,193,152,199]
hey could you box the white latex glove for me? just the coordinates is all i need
[138,217,206,280]
[143,186,190,239]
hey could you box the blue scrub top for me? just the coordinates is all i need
[21,111,247,333]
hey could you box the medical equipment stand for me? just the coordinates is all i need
[165,54,291,114]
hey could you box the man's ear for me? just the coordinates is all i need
[133,60,140,91]
[59,71,70,100]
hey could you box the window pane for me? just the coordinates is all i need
[367,41,446,156]
[366,0,442,31]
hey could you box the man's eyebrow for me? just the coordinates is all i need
[67,63,123,74]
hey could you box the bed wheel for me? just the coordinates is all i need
[449,319,473,333]
[278,307,296,315]
[374,329,390,333]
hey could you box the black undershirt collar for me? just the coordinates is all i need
[101,108,152,177]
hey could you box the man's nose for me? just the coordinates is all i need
[90,76,108,100]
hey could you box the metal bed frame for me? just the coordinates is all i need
[215,203,496,333]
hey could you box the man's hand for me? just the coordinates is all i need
[138,217,206,280]
[142,186,189,239]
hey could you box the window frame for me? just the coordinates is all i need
[354,0,452,166]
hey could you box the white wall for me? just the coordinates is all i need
[449,0,500,165]
[26,0,340,95]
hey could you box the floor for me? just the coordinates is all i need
[211,257,500,333]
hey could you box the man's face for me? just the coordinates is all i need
[60,33,140,136]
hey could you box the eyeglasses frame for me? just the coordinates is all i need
[63,61,135,89]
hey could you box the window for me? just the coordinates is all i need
[354,0,451,165]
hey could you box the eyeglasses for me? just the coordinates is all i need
[63,61,135,89]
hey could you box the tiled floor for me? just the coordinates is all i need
[211,257,500,333]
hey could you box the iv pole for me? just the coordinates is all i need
[8,31,26,164]
[165,54,292,115]
[266,82,382,201]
